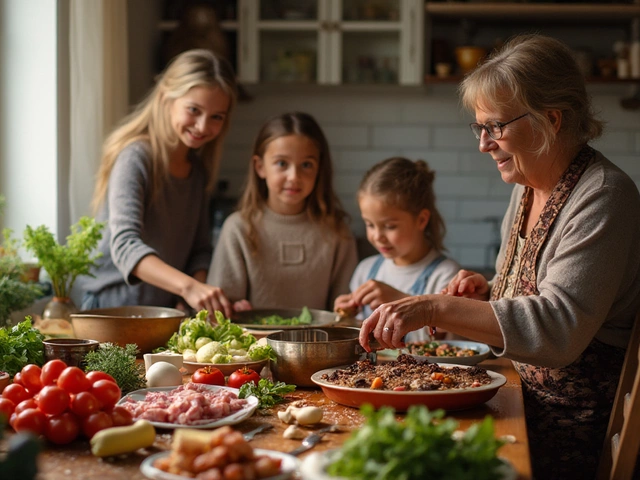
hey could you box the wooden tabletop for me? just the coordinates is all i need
[1,357,531,479]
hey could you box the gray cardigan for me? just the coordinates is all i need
[82,141,212,307]
[490,150,640,367]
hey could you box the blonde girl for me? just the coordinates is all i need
[207,112,357,311]
[334,157,460,342]
[82,49,237,316]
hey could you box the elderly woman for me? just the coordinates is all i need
[360,34,640,479]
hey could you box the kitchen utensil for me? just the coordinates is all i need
[405,340,491,366]
[243,423,274,441]
[311,364,507,412]
[43,338,99,368]
[267,327,374,387]
[70,306,186,354]
[232,308,340,330]
[288,432,325,456]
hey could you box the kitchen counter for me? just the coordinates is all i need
[1,357,532,479]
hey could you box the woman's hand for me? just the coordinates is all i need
[233,299,252,312]
[441,269,490,300]
[181,280,233,318]
[359,295,433,351]
[351,280,408,311]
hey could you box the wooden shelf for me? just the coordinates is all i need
[425,2,640,22]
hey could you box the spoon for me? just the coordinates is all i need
[287,425,341,456]
[242,424,274,441]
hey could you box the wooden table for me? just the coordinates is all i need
[1,358,531,479]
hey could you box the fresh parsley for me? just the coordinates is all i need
[84,343,147,394]
[0,317,44,376]
[327,405,506,480]
[238,378,296,409]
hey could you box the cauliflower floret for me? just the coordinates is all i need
[195,341,228,363]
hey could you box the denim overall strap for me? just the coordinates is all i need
[365,255,385,281]
[408,255,447,295]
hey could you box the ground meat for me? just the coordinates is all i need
[321,354,492,391]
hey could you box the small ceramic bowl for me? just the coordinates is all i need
[0,371,10,394]
[43,338,100,368]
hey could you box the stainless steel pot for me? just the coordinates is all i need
[266,327,374,387]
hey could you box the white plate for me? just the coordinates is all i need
[300,449,516,480]
[405,340,491,366]
[182,358,268,375]
[117,384,258,429]
[140,449,300,480]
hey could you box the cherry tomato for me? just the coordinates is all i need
[2,384,31,405]
[20,365,43,393]
[45,412,80,445]
[90,380,121,409]
[57,366,91,394]
[13,408,46,436]
[192,366,225,386]
[0,398,16,422]
[12,372,23,386]
[13,398,38,416]
[41,359,68,386]
[82,411,113,439]
[70,391,100,417]
[85,371,117,386]
[37,385,71,416]
[107,405,134,427]
[227,367,261,389]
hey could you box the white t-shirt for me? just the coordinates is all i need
[350,249,460,342]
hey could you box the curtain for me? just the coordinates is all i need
[69,0,128,221]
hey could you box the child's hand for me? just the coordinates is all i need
[352,280,407,311]
[440,269,490,300]
[233,299,252,312]
[334,294,359,318]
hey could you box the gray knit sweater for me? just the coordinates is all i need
[490,150,640,367]
[81,141,213,307]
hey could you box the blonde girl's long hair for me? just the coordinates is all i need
[237,112,350,253]
[358,157,447,252]
[91,49,238,213]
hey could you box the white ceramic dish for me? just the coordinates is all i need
[140,449,300,480]
[182,358,268,376]
[117,384,258,429]
[299,449,516,480]
[405,340,491,366]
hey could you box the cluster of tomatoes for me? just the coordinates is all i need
[191,366,261,389]
[0,360,133,445]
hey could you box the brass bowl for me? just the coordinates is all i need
[266,327,373,387]
[70,306,186,354]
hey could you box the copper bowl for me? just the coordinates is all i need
[70,306,186,354]
[43,338,99,368]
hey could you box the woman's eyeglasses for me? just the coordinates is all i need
[469,113,529,140]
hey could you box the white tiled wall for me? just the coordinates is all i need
[218,84,640,271]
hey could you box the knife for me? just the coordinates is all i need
[242,424,273,441]
[287,425,341,456]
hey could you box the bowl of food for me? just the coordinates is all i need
[43,338,100,368]
[232,307,340,330]
[405,340,491,366]
[0,371,10,394]
[70,306,186,354]
[267,327,372,387]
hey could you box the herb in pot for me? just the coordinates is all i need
[22,216,104,300]
[84,343,146,395]
[238,378,296,409]
[0,318,44,376]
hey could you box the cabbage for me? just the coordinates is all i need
[195,341,227,363]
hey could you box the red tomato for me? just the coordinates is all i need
[227,367,261,389]
[12,371,23,386]
[107,406,134,427]
[191,366,225,386]
[85,371,117,386]
[20,365,43,393]
[2,384,31,405]
[70,391,100,417]
[37,385,71,416]
[0,398,16,422]
[41,359,68,386]
[90,380,121,410]
[57,366,91,394]
[13,398,38,416]
[13,408,46,436]
[82,411,113,439]
[45,412,80,445]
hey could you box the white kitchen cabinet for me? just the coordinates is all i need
[234,0,424,85]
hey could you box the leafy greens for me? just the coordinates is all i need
[257,306,313,326]
[238,378,296,409]
[327,405,506,480]
[0,318,44,376]
[84,343,147,394]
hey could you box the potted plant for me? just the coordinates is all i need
[23,216,105,320]
[0,195,42,326]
